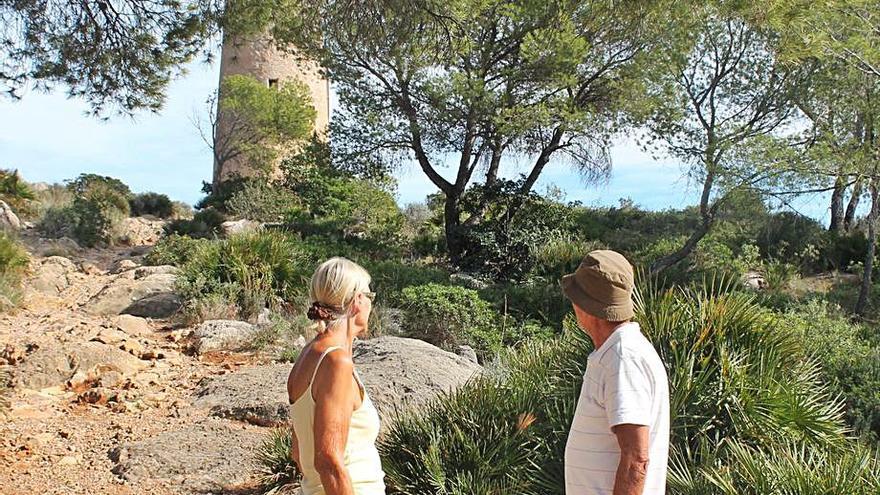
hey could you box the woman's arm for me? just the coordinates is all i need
[312,352,356,495]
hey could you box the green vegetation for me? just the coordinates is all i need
[0,169,36,217]
[0,231,29,311]
[164,208,226,239]
[174,230,307,323]
[207,74,316,182]
[399,283,500,360]
[129,192,174,218]
[375,283,862,494]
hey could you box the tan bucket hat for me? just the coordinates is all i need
[561,250,635,321]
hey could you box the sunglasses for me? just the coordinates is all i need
[362,291,376,301]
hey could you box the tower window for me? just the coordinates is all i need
[268,78,279,88]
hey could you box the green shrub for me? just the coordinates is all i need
[456,180,579,280]
[36,174,132,247]
[399,283,500,360]
[144,235,211,266]
[129,192,174,218]
[226,181,297,223]
[363,260,451,307]
[756,212,825,268]
[479,281,571,330]
[256,428,300,494]
[783,300,880,443]
[370,283,855,495]
[284,166,406,251]
[31,183,74,221]
[0,169,36,217]
[0,231,30,277]
[532,237,604,279]
[175,231,308,322]
[0,232,28,311]
[37,198,124,248]
[164,208,226,239]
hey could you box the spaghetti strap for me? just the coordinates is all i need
[309,346,342,387]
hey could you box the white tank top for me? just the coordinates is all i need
[289,346,386,495]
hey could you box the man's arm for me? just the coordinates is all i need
[611,423,650,495]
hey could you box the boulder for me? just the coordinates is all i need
[456,345,479,365]
[27,256,76,295]
[192,364,290,426]
[191,320,260,354]
[0,200,21,230]
[113,315,153,337]
[112,419,263,493]
[191,336,481,426]
[221,219,262,237]
[15,341,148,390]
[117,217,165,246]
[85,273,177,316]
[133,265,178,279]
[110,259,139,274]
[742,271,767,291]
[353,336,482,416]
[122,292,181,318]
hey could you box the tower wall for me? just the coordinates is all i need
[213,36,330,184]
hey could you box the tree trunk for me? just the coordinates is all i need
[829,175,846,232]
[650,156,718,275]
[844,177,863,232]
[855,182,878,317]
[649,220,713,274]
[443,192,465,265]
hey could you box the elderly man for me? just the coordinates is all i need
[561,250,669,495]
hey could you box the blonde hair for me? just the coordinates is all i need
[308,257,371,332]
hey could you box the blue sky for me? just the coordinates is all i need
[1,59,831,223]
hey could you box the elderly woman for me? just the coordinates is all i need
[286,257,386,495]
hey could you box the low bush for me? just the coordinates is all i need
[284,166,407,252]
[0,231,29,311]
[31,183,74,221]
[370,283,858,494]
[398,283,500,360]
[35,174,132,247]
[784,300,880,443]
[256,428,300,494]
[144,235,211,266]
[129,192,174,218]
[0,169,36,217]
[531,237,604,280]
[226,181,297,223]
[164,208,226,239]
[175,231,308,322]
[362,260,450,307]
[479,281,571,330]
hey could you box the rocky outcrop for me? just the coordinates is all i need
[117,217,165,246]
[0,200,22,230]
[15,341,148,390]
[27,256,76,296]
[191,336,481,426]
[353,336,482,416]
[221,219,262,237]
[192,364,290,426]
[112,419,263,493]
[190,320,260,354]
[85,273,178,317]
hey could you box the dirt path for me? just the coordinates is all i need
[0,235,265,494]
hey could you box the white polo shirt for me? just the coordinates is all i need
[565,322,669,495]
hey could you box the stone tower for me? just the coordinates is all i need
[213,35,330,185]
